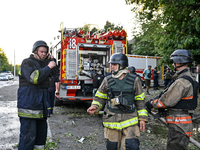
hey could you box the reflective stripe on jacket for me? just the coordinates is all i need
[152,67,194,137]
[91,73,148,130]
[17,54,52,119]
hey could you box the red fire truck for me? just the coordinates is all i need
[50,23,128,105]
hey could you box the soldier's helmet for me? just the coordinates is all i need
[170,49,193,64]
[32,40,49,53]
[109,53,128,68]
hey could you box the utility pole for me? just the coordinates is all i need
[14,49,16,76]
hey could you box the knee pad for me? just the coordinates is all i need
[125,138,140,150]
[106,139,118,150]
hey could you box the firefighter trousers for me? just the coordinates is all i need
[18,118,47,150]
[47,90,55,115]
[167,124,189,150]
[104,125,140,150]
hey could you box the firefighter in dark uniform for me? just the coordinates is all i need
[87,53,148,150]
[128,66,144,86]
[146,49,198,150]
[17,40,57,150]
[92,68,104,97]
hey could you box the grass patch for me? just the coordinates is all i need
[45,138,60,150]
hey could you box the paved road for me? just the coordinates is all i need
[0,79,19,150]
[0,78,52,150]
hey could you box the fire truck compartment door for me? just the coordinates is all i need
[66,48,77,79]
[113,41,124,54]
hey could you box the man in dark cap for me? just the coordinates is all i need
[153,66,160,90]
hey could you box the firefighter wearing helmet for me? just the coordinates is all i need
[146,49,198,150]
[87,53,148,150]
[17,40,56,149]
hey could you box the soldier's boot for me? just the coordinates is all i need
[106,139,118,150]
[125,138,140,150]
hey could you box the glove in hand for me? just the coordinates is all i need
[50,65,60,77]
[145,100,153,113]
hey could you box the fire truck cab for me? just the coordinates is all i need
[50,23,127,105]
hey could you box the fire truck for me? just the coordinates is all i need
[50,23,128,105]
[127,54,164,85]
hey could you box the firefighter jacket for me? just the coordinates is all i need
[91,73,148,131]
[17,54,52,119]
[152,67,195,137]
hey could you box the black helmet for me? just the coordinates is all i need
[109,53,128,67]
[32,40,49,53]
[170,49,193,64]
[128,66,135,74]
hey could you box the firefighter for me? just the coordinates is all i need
[47,76,60,117]
[87,53,148,150]
[17,40,57,150]
[146,49,197,150]
[128,66,144,86]
[92,68,104,97]
[153,66,160,90]
[163,68,172,89]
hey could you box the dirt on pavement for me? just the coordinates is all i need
[0,81,199,150]
[48,87,200,150]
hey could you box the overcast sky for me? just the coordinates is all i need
[0,0,135,65]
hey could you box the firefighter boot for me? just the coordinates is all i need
[125,138,140,150]
[106,139,118,150]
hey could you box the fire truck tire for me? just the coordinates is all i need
[54,97,62,106]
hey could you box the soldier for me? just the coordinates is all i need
[87,53,148,150]
[146,49,198,150]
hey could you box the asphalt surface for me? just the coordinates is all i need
[0,80,19,150]
[0,79,199,150]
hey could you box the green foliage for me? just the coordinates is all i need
[78,21,124,37]
[0,48,20,74]
[45,138,60,150]
[0,47,9,71]
[125,0,200,65]
[104,21,123,32]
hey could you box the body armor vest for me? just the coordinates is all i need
[172,76,198,110]
[106,73,136,113]
[160,75,198,110]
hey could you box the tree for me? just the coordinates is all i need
[104,21,123,32]
[77,24,98,37]
[125,0,200,64]
[0,47,18,73]
[78,21,124,37]
[0,48,9,71]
